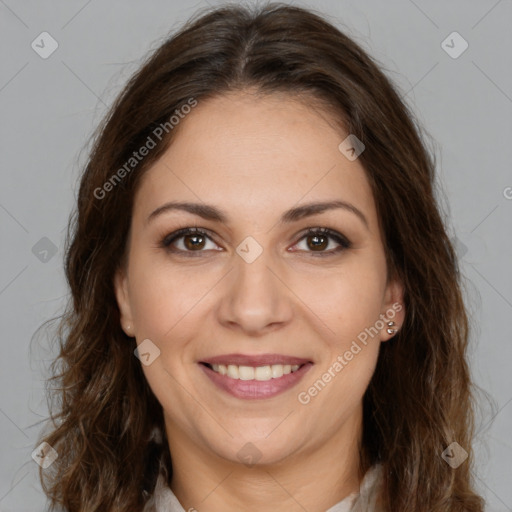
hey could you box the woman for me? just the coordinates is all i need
[36,3,485,511]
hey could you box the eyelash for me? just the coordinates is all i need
[159,226,351,257]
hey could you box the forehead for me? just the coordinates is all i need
[133,91,378,231]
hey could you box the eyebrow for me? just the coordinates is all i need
[146,200,369,229]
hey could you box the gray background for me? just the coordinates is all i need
[1,0,511,510]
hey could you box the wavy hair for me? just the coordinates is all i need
[36,3,484,511]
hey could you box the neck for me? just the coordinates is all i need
[165,409,366,512]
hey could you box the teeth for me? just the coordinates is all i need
[209,363,302,380]
[227,365,239,379]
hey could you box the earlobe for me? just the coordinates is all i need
[114,268,135,337]
[385,320,398,335]
[381,278,405,341]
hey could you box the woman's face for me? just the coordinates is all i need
[115,90,403,467]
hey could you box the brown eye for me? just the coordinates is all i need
[306,233,329,251]
[183,233,206,250]
[292,227,351,256]
[160,227,222,255]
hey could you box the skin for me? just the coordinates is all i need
[115,90,404,512]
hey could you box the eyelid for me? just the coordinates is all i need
[290,227,351,254]
[161,226,211,244]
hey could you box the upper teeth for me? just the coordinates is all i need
[211,364,301,381]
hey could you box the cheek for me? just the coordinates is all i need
[127,254,212,338]
[290,254,387,338]
[290,252,386,406]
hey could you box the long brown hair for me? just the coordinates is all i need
[36,3,485,510]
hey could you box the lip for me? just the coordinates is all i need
[199,361,314,400]
[200,353,312,366]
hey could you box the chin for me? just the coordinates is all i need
[206,432,302,468]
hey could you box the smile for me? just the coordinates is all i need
[206,363,302,381]
[199,361,313,400]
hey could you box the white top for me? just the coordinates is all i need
[143,463,383,512]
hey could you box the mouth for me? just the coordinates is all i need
[198,354,313,399]
[199,362,306,380]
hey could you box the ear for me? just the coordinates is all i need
[380,277,405,341]
[114,267,135,337]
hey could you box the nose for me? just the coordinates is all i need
[216,248,293,336]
